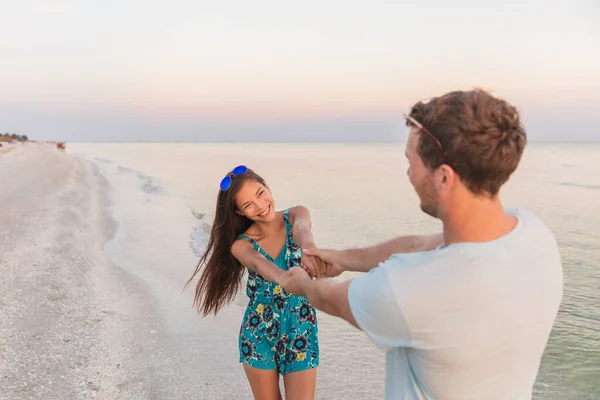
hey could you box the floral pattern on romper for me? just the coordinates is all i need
[237,209,319,375]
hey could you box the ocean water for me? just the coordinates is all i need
[69,142,600,399]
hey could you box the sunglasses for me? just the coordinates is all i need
[220,165,248,191]
[403,113,447,163]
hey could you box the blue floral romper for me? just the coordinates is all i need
[237,209,319,375]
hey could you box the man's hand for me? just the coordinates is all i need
[300,253,322,278]
[302,248,345,278]
[302,253,333,279]
[280,267,312,296]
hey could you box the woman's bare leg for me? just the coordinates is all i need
[243,364,282,400]
[283,368,317,400]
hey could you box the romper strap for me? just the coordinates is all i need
[283,208,292,229]
[237,234,259,250]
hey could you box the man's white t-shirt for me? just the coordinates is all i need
[348,208,563,399]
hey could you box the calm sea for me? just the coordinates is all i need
[70,142,600,399]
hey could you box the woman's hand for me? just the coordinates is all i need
[280,266,312,296]
[301,252,324,278]
[302,248,345,278]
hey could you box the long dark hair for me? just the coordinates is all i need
[186,168,267,316]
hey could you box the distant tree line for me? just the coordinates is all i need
[0,133,29,142]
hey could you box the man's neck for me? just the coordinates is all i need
[441,195,517,246]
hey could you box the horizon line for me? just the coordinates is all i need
[53,139,600,144]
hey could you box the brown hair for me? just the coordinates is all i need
[185,167,266,316]
[406,89,527,196]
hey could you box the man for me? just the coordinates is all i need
[281,89,563,399]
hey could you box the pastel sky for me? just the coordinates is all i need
[1,0,598,142]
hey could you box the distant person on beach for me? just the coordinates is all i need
[280,89,563,399]
[187,166,321,399]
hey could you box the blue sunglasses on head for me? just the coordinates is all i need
[220,165,248,191]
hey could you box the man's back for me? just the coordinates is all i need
[349,208,563,399]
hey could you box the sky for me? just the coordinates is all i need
[0,0,598,142]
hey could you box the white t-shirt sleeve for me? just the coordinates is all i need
[348,264,412,351]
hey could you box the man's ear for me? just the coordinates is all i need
[437,164,457,190]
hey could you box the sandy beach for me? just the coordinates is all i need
[0,144,142,399]
[1,144,244,399]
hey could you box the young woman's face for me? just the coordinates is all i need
[235,180,276,221]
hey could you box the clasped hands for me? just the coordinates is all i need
[279,247,344,296]
[300,248,343,279]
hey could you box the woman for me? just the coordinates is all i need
[187,165,319,400]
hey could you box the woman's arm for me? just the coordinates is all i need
[231,239,286,284]
[289,205,317,251]
[289,205,328,276]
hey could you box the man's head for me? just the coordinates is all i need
[404,89,527,218]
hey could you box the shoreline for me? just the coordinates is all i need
[0,145,170,399]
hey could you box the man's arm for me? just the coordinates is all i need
[284,267,359,328]
[341,233,443,272]
[281,264,412,351]
[304,233,443,274]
